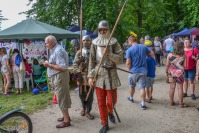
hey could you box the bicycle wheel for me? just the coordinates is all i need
[0,112,33,133]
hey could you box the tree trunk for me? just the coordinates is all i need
[137,0,142,28]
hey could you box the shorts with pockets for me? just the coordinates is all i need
[128,73,147,89]
[145,77,154,88]
[184,69,196,81]
[49,70,71,110]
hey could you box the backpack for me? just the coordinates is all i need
[169,56,184,78]
[169,64,183,77]
[15,54,22,67]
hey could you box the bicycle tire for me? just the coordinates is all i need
[0,112,33,133]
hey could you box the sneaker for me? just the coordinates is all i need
[140,104,146,110]
[191,94,196,100]
[127,97,134,103]
[108,113,115,123]
[7,91,12,94]
[99,125,109,133]
[4,93,10,97]
[183,93,187,97]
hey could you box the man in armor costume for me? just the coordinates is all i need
[73,35,94,120]
[88,20,123,133]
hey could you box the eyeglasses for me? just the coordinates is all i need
[99,28,108,32]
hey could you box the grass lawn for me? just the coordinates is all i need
[0,91,54,116]
[0,82,77,116]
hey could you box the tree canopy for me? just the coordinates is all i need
[0,10,7,30]
[24,0,199,43]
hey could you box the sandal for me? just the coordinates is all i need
[56,121,71,128]
[57,117,71,122]
[57,117,64,122]
[179,103,188,108]
[170,101,175,106]
[145,99,151,103]
[150,96,153,100]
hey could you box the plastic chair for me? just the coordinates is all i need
[24,71,34,92]
[34,71,47,91]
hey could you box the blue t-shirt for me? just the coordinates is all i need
[191,42,199,49]
[32,64,42,76]
[181,40,184,45]
[146,57,156,78]
[126,44,151,73]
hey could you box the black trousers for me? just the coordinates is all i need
[155,53,161,64]
[79,85,94,112]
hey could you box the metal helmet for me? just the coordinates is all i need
[98,20,109,29]
[82,35,91,48]
[82,35,91,41]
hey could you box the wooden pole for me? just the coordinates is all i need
[79,0,83,95]
[116,67,133,74]
[85,0,128,101]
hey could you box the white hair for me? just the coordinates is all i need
[45,35,57,44]
[145,35,150,40]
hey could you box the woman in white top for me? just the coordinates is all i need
[154,36,162,67]
[11,49,24,94]
[0,47,11,96]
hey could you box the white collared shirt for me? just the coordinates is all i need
[47,44,68,77]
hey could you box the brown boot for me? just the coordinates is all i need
[80,108,85,116]
[85,112,94,120]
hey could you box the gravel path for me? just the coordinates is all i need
[31,64,199,133]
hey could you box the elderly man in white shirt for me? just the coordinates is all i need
[43,35,71,128]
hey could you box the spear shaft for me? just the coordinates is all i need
[79,0,83,95]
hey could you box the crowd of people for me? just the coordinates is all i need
[124,33,199,107]
[41,19,198,133]
[1,19,198,133]
[0,48,46,96]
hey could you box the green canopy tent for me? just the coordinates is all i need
[0,19,79,92]
[0,19,79,40]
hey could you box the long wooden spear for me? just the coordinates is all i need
[85,0,128,101]
[79,0,83,95]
